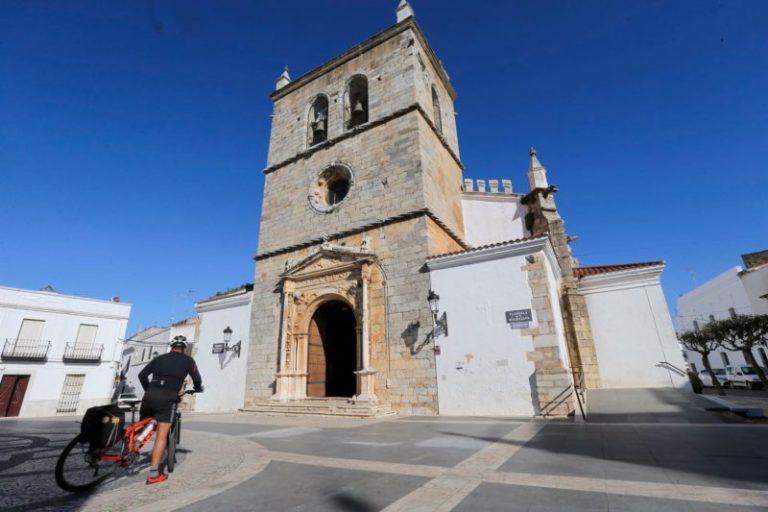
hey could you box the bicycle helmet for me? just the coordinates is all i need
[170,335,188,349]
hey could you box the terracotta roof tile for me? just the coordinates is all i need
[574,261,664,278]
[426,235,548,261]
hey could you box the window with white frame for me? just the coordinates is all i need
[17,319,45,341]
[75,324,98,347]
[720,352,730,366]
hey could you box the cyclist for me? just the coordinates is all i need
[138,335,203,484]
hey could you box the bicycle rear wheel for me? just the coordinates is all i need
[55,434,122,492]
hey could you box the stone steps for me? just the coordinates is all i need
[241,398,396,419]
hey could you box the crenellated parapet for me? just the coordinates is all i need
[462,178,514,194]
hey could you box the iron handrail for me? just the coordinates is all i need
[571,365,587,420]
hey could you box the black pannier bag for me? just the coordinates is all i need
[80,404,125,453]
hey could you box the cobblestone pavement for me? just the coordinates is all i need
[3,411,768,511]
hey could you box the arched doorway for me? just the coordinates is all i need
[306,301,357,398]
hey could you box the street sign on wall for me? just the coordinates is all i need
[505,309,532,329]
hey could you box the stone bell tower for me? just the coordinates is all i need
[244,2,467,415]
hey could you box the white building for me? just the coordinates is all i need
[0,286,130,418]
[122,326,171,398]
[426,152,687,417]
[116,285,253,414]
[193,286,252,413]
[427,237,568,416]
[676,250,768,373]
[576,263,687,389]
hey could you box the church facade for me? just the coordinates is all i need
[243,2,687,417]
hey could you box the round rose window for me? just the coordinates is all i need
[308,164,353,213]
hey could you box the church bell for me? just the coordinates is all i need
[312,112,326,135]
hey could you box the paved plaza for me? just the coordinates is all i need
[2,400,768,511]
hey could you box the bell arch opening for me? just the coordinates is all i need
[306,300,358,398]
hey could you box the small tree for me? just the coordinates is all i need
[678,328,726,396]
[708,314,768,390]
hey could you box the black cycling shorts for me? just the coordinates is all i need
[140,387,179,423]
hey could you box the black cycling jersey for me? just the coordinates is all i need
[138,351,202,392]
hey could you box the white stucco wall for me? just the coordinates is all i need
[193,290,252,413]
[579,268,688,389]
[740,266,768,315]
[461,193,529,247]
[122,327,170,398]
[427,240,565,417]
[0,286,131,417]
[674,265,768,372]
[675,267,752,332]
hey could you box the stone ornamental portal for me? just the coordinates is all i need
[273,243,381,404]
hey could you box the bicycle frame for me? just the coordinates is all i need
[99,415,156,463]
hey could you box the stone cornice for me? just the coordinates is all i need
[195,290,253,312]
[254,209,467,262]
[0,302,130,321]
[263,103,462,175]
[271,19,454,102]
[577,265,665,294]
[461,191,525,202]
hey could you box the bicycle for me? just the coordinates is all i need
[55,389,196,492]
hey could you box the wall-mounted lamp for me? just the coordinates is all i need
[428,290,448,338]
[212,326,241,358]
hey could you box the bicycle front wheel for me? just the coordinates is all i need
[167,425,177,473]
[174,414,181,445]
[55,434,122,493]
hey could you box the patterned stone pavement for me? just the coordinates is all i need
[2,412,768,511]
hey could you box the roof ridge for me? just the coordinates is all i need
[426,235,548,261]
[574,261,664,278]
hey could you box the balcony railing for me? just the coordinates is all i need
[2,338,52,361]
[63,343,104,362]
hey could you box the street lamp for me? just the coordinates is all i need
[428,290,448,338]
[212,326,241,358]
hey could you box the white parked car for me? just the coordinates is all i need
[725,365,764,390]
[698,368,729,387]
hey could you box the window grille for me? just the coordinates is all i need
[57,374,85,414]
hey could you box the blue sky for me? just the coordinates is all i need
[1,1,766,333]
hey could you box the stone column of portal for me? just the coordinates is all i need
[295,333,309,400]
[354,263,377,402]
[272,283,293,401]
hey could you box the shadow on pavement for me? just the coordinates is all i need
[439,388,768,490]
[330,491,378,512]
